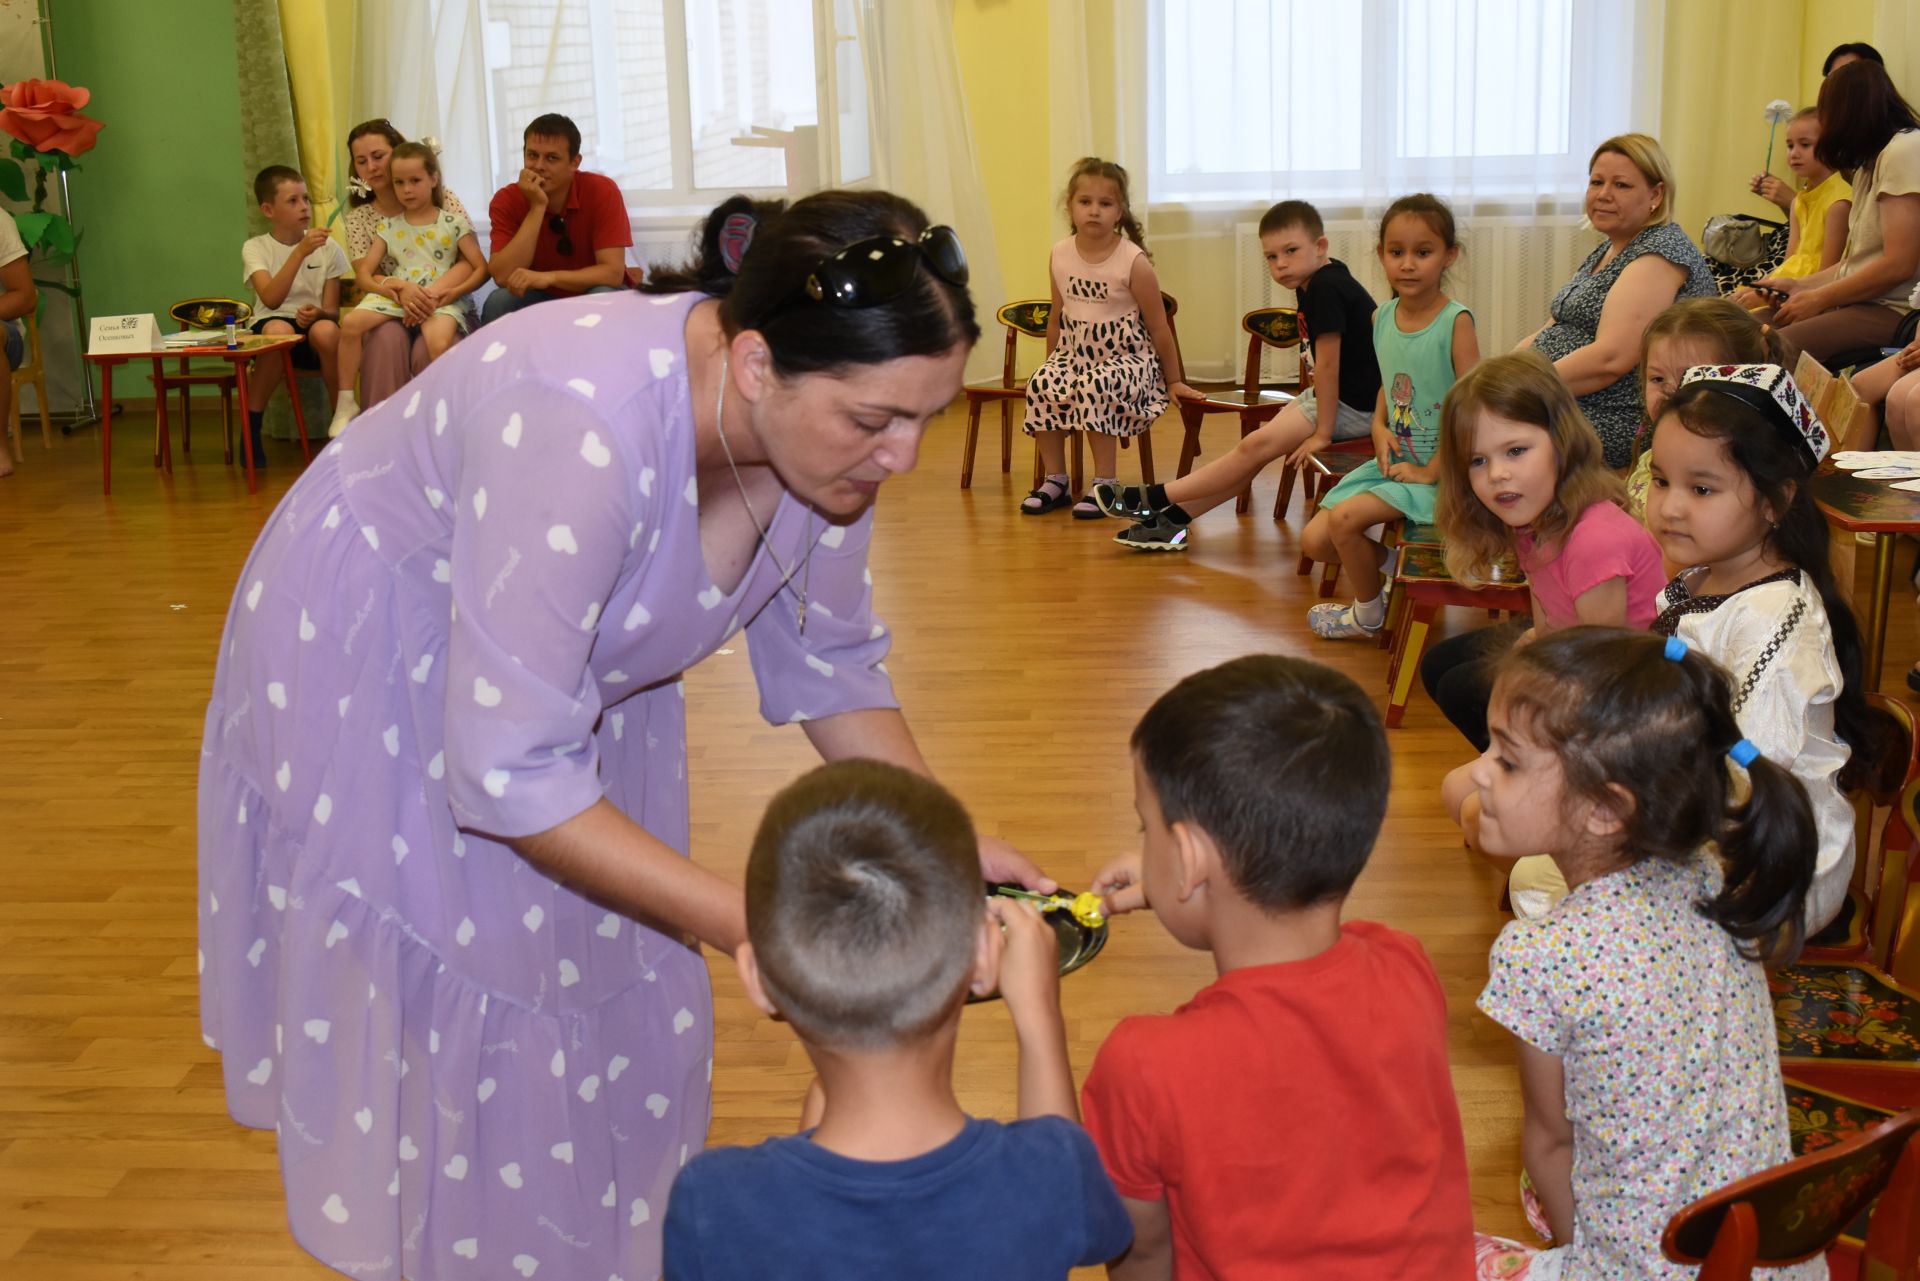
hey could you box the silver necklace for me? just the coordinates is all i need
[713,352,813,633]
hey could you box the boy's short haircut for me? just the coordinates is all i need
[1132,655,1389,910]
[525,113,583,158]
[746,759,981,1050]
[1258,199,1323,240]
[254,165,304,206]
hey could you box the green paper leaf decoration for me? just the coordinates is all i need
[7,139,31,161]
[15,209,52,246]
[41,216,74,253]
[0,161,25,204]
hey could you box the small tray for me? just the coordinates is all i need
[968,883,1109,1004]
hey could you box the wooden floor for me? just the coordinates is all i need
[2,400,1913,1275]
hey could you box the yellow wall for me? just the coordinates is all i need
[951,0,1058,304]
[1800,0,1877,105]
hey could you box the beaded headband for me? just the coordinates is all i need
[1679,363,1830,466]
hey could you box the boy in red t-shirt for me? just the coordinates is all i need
[1084,656,1475,1279]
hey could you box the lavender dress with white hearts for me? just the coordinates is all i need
[197,290,896,1281]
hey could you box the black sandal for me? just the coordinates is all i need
[1021,479,1072,515]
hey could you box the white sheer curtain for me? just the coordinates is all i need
[872,0,1006,381]
[355,0,498,229]
[1137,0,1664,377]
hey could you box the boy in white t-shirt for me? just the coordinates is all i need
[241,165,349,463]
[0,208,38,479]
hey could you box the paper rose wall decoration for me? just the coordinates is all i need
[0,78,105,276]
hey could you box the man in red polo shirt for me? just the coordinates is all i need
[482,113,633,325]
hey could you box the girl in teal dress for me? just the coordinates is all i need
[1307,194,1480,640]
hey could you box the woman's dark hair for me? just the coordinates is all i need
[1657,382,1898,793]
[1816,60,1920,173]
[642,191,980,376]
[1823,42,1884,76]
[346,118,406,208]
[1496,627,1817,963]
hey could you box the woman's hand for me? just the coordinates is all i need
[1771,283,1833,326]
[394,280,434,325]
[1090,853,1148,916]
[1897,340,1920,372]
[980,834,1056,895]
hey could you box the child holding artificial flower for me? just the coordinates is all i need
[1734,107,1852,308]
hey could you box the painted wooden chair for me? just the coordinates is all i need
[1804,695,1920,969]
[156,297,250,464]
[1024,294,1175,497]
[1293,451,1391,598]
[4,311,51,464]
[1172,307,1299,515]
[1380,543,1528,728]
[1661,1103,1920,1279]
[960,299,1048,490]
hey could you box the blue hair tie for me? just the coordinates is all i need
[1664,635,1689,661]
[1729,738,1761,768]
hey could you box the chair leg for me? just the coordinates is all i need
[961,396,983,489]
[32,372,49,449]
[1233,413,1256,515]
[999,400,1012,473]
[1274,465,1299,521]
[1319,560,1340,598]
[6,395,19,462]
[220,385,234,465]
[1385,602,1439,728]
[1070,430,1085,496]
[1176,405,1202,476]
[1138,428,1155,485]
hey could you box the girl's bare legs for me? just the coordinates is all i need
[331,308,391,435]
[1883,367,1920,451]
[1158,399,1320,518]
[420,314,460,363]
[1300,493,1401,601]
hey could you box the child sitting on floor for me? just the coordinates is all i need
[330,141,485,436]
[242,165,349,463]
[663,760,1131,1281]
[1084,655,1475,1278]
[1469,628,1823,1280]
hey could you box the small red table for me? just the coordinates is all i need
[84,333,313,496]
[1383,542,1530,728]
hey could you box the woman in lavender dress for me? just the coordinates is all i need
[197,190,1040,1281]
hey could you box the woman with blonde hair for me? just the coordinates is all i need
[1524,134,1717,468]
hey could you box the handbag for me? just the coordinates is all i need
[1702,214,1788,270]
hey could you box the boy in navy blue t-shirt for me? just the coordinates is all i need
[663,761,1130,1281]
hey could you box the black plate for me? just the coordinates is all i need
[968,882,1109,1004]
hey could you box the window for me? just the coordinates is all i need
[480,0,877,212]
[1150,0,1643,206]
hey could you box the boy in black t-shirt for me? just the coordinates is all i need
[1104,200,1383,551]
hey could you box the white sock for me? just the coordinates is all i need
[1353,592,1385,628]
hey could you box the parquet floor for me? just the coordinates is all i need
[2,398,1912,1276]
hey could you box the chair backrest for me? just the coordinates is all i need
[1662,1107,1920,1276]
[1795,349,1874,453]
[170,297,254,331]
[1238,307,1301,398]
[990,298,1051,389]
[1160,291,1184,379]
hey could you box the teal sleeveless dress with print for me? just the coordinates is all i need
[1321,297,1469,525]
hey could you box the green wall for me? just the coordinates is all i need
[51,0,246,360]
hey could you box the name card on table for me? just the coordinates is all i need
[87,313,161,356]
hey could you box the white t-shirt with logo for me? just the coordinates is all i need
[241,232,351,323]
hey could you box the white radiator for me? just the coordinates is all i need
[1230,215,1592,384]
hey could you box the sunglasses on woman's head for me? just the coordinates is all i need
[548,214,572,257]
[804,225,968,307]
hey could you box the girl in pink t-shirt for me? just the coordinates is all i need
[1426,351,1665,851]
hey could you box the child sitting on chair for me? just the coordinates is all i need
[330,142,485,436]
[241,165,349,464]
[663,760,1132,1281]
[1084,656,1475,1277]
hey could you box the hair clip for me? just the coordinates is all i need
[1728,739,1761,768]
[719,212,756,275]
[1663,635,1689,661]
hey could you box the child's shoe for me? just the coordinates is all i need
[1114,512,1191,551]
[1092,482,1154,520]
[327,395,359,440]
[1308,601,1383,640]
[1020,475,1073,515]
